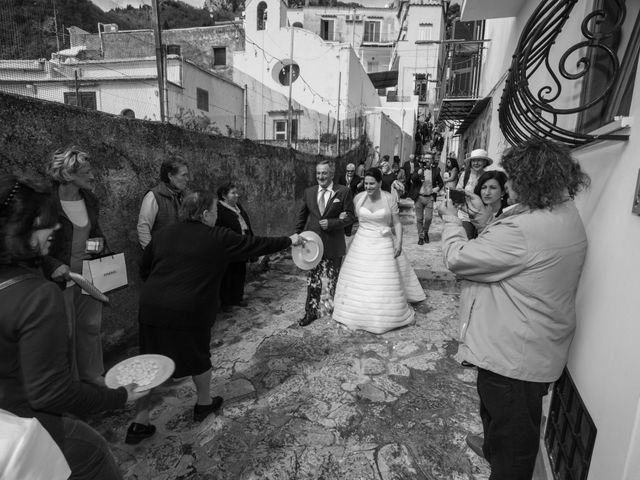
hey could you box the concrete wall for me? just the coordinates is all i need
[0,92,362,354]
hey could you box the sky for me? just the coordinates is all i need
[91,0,206,11]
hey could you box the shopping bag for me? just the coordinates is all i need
[82,253,128,294]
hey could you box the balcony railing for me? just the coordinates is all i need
[362,33,396,44]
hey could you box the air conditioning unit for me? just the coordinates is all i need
[102,24,118,33]
[345,14,353,21]
[354,14,362,22]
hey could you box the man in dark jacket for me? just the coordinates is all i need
[410,152,444,244]
[296,160,355,326]
[338,163,363,196]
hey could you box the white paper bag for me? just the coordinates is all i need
[82,253,128,294]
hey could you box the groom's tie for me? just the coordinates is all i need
[318,188,327,215]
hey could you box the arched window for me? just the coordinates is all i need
[257,2,267,31]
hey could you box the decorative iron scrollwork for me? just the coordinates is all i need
[499,0,629,147]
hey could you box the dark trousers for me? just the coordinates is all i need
[305,257,341,317]
[220,261,247,307]
[60,417,122,479]
[477,369,549,480]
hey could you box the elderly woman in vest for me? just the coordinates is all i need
[137,158,189,249]
[42,146,110,386]
[215,182,254,312]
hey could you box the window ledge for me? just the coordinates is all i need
[588,116,633,137]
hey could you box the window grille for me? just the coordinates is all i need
[498,0,635,147]
[545,369,596,480]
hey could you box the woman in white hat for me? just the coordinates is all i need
[455,149,493,238]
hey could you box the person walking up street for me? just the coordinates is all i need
[410,152,443,245]
[438,138,590,479]
[338,163,363,196]
[295,160,354,327]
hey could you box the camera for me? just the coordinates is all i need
[448,188,467,204]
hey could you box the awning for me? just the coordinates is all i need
[456,97,491,135]
[437,96,491,135]
[368,70,398,89]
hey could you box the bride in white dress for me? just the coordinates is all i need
[333,168,426,334]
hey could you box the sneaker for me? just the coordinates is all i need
[465,434,485,459]
[417,237,424,245]
[125,422,156,445]
[425,233,430,244]
[193,396,223,422]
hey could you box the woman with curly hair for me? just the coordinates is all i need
[43,146,110,385]
[438,138,590,479]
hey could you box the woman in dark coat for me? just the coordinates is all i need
[127,190,301,441]
[215,182,254,312]
[0,174,141,479]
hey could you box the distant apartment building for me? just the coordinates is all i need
[286,5,398,74]
[0,51,244,131]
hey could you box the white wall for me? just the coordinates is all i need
[236,0,382,134]
[570,76,640,480]
[176,61,245,132]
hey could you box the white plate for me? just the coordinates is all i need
[105,354,175,392]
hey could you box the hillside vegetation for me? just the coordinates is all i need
[0,0,135,59]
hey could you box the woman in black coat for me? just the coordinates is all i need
[0,174,141,479]
[127,190,301,440]
[215,182,254,312]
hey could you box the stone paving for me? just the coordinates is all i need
[94,201,491,480]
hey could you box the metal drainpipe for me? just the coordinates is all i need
[244,84,248,139]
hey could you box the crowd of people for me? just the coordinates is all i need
[1,137,590,480]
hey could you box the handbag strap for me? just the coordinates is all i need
[0,273,39,293]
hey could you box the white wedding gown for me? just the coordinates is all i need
[332,192,426,334]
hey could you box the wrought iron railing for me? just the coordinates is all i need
[498,0,630,147]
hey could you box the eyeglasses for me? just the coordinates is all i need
[346,170,355,173]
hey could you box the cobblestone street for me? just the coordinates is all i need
[95,203,491,480]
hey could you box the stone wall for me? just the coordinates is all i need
[0,92,366,353]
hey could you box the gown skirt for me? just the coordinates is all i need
[332,222,426,334]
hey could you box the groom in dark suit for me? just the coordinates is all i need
[295,160,355,326]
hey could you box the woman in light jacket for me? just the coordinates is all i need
[438,138,590,479]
